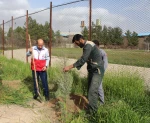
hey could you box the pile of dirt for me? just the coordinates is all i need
[49,94,88,116]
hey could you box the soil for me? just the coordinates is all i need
[0,101,59,123]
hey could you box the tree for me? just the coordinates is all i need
[0,27,2,34]
[107,26,114,45]
[95,25,102,42]
[125,30,132,46]
[91,22,102,42]
[81,26,88,40]
[131,31,138,46]
[101,25,108,46]
[144,34,150,52]
[14,26,25,40]
[24,17,55,46]
[14,26,26,47]
[113,27,123,45]
[0,27,3,42]
[125,30,138,47]
[28,16,39,40]
[55,30,61,45]
[7,27,13,38]
[43,21,50,42]
[91,21,96,40]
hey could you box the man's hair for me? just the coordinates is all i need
[93,40,100,46]
[72,34,84,43]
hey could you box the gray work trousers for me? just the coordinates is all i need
[87,71,103,113]
[98,82,104,104]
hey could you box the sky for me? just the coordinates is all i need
[0,0,150,34]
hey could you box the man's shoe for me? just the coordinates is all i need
[33,94,38,99]
[45,96,50,101]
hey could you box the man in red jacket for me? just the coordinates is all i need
[26,39,50,101]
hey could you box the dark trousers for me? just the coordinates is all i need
[87,71,103,113]
[32,70,49,98]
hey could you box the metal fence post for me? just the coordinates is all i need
[26,10,28,63]
[49,2,52,67]
[11,16,13,59]
[89,0,92,41]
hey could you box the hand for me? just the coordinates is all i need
[63,66,70,72]
[29,48,32,53]
[42,66,47,71]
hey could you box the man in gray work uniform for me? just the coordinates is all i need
[63,34,104,114]
[93,40,108,104]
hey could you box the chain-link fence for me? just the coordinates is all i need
[0,24,3,52]
[92,0,150,49]
[27,8,49,48]
[13,16,26,49]
[0,0,89,63]
[52,0,88,48]
[0,0,150,62]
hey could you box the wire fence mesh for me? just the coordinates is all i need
[0,24,2,50]
[92,0,150,49]
[4,21,11,50]
[0,0,150,60]
[13,16,26,49]
[52,0,88,48]
[28,8,50,48]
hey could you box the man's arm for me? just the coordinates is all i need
[45,49,50,67]
[42,49,50,71]
[63,44,92,72]
[26,48,32,57]
[101,50,108,70]
[73,44,92,70]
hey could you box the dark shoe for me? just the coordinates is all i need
[33,94,38,99]
[45,96,50,101]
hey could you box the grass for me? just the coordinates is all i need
[0,55,31,80]
[69,71,150,123]
[47,66,73,98]
[0,84,32,105]
[0,55,150,122]
[52,48,150,68]
[0,55,32,105]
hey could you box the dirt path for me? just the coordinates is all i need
[0,100,58,123]
[1,49,150,123]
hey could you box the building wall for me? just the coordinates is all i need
[138,37,146,50]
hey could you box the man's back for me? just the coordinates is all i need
[99,49,108,70]
[85,41,104,73]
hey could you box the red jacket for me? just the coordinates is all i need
[27,46,49,71]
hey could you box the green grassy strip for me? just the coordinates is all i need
[0,55,31,80]
[0,56,33,105]
[52,48,150,68]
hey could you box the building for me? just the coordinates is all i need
[138,32,150,49]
